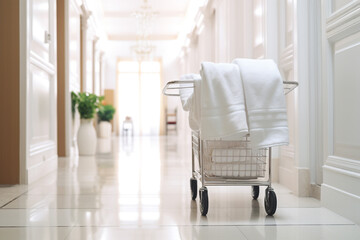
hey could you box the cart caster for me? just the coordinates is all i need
[264,187,277,216]
[252,186,260,200]
[199,187,209,216]
[190,178,197,200]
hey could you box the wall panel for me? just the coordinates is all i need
[333,34,360,160]
[27,0,58,183]
[322,0,360,225]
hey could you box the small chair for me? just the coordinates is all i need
[165,108,177,134]
[122,116,134,136]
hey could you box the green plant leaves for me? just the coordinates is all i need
[71,92,104,119]
[98,104,116,122]
[71,91,78,118]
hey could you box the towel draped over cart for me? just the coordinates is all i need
[179,58,289,149]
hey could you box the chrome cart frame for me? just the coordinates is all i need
[163,80,298,216]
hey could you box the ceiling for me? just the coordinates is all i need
[101,0,191,41]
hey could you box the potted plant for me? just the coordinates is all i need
[97,104,116,138]
[74,92,103,155]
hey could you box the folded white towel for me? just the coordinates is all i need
[200,62,248,140]
[232,58,289,148]
[179,74,201,130]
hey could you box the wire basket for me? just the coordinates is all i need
[198,135,267,179]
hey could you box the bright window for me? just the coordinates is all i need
[117,60,161,135]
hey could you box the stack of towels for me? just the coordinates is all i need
[179,58,289,149]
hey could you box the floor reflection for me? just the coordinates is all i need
[97,138,112,154]
[0,135,357,240]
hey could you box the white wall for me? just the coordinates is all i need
[321,0,360,225]
[20,0,58,184]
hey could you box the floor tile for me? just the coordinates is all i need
[238,225,360,240]
[66,227,183,240]
[179,226,247,240]
[0,227,71,240]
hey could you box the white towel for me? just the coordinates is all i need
[232,58,289,148]
[200,62,248,140]
[179,74,201,130]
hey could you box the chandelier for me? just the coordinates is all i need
[132,0,157,60]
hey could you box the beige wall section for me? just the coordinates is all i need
[104,89,114,105]
[104,89,115,130]
[57,0,66,157]
[0,0,20,184]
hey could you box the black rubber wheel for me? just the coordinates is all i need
[199,187,209,216]
[190,178,197,200]
[264,188,277,216]
[252,186,260,200]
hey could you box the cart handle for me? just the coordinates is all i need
[163,80,298,96]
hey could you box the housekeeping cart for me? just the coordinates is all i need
[163,80,298,216]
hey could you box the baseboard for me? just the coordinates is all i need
[297,167,310,197]
[26,155,58,184]
[310,183,321,199]
[279,166,310,196]
[322,183,360,225]
[322,163,360,225]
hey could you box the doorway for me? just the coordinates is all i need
[117,60,161,136]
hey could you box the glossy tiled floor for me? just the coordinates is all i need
[1,135,360,239]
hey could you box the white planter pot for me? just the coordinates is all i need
[77,119,97,156]
[99,121,112,138]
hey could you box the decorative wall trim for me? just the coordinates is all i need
[324,159,360,176]
[29,140,56,157]
[321,0,360,226]
[30,51,56,75]
[326,1,360,41]
[280,43,294,71]
[326,155,360,173]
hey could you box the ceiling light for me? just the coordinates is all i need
[132,0,157,60]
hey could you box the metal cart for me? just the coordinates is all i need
[163,80,298,216]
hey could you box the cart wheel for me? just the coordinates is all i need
[252,186,260,200]
[199,187,209,216]
[190,178,197,200]
[264,187,277,216]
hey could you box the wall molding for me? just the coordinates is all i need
[29,140,56,157]
[280,43,294,72]
[326,1,360,41]
[324,157,360,175]
[30,51,56,75]
[321,0,360,226]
